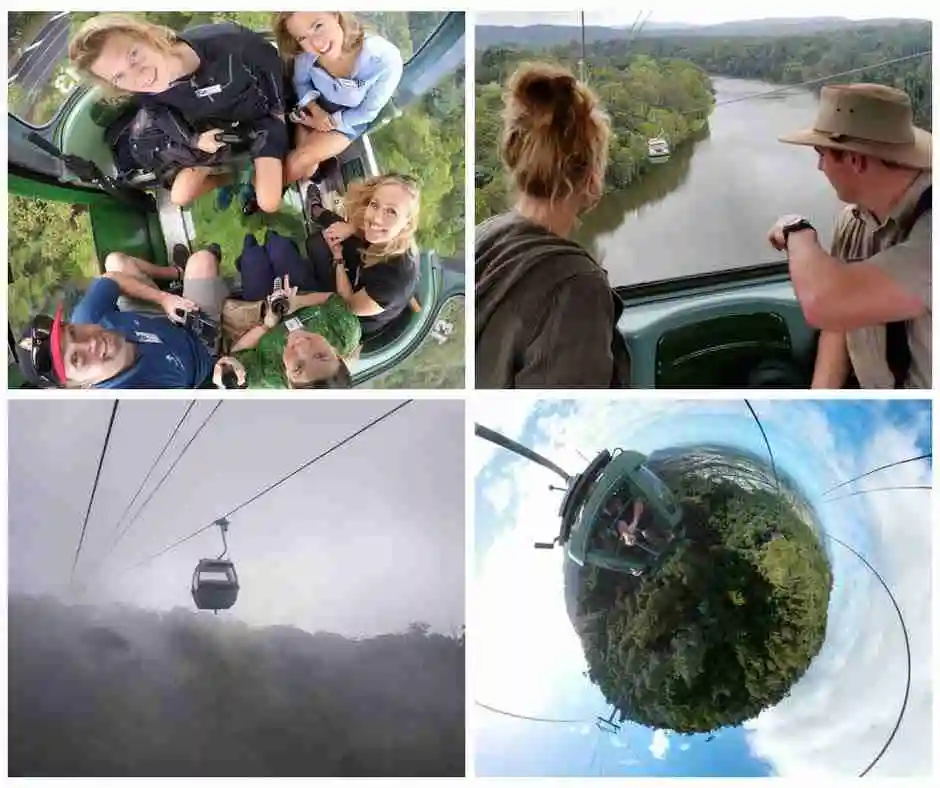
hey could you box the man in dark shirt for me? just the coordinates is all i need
[17,248,227,388]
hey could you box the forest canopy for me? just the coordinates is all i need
[475,49,714,223]
[573,459,832,733]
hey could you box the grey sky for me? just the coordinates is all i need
[8,399,464,638]
[477,3,931,27]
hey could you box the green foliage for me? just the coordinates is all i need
[366,297,465,389]
[7,197,98,334]
[609,22,932,130]
[474,48,714,222]
[576,472,832,733]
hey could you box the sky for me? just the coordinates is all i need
[472,398,931,777]
[476,3,932,27]
[8,399,465,638]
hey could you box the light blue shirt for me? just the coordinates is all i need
[293,34,404,136]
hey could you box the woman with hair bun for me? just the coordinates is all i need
[475,62,631,388]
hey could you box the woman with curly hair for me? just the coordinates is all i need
[239,173,421,335]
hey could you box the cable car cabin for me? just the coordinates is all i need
[565,450,684,577]
[7,12,466,388]
[191,558,240,612]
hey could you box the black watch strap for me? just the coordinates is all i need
[783,218,815,245]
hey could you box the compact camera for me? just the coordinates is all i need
[174,307,220,349]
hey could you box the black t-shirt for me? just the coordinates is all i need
[306,213,420,335]
[147,23,286,132]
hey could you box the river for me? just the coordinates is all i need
[575,76,845,287]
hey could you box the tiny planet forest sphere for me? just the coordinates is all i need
[566,447,833,734]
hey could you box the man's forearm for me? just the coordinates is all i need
[811,329,850,389]
[104,272,168,307]
[787,232,849,327]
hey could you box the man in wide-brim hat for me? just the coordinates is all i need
[768,82,931,389]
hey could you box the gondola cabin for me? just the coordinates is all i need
[191,558,240,613]
[564,450,683,576]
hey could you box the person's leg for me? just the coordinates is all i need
[236,237,278,301]
[104,252,168,315]
[104,251,179,281]
[252,157,284,214]
[284,130,352,184]
[170,167,229,207]
[182,249,229,322]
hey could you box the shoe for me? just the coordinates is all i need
[171,243,190,269]
[240,182,259,217]
[205,243,222,264]
[216,185,236,211]
[305,182,324,217]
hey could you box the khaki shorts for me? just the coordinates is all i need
[118,274,230,322]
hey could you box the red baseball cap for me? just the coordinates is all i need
[49,303,67,384]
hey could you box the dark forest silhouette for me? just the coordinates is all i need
[9,595,465,777]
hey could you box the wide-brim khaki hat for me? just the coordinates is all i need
[779,83,931,171]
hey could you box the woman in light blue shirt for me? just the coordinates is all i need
[274,12,403,184]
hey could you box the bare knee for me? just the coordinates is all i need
[184,249,220,280]
[104,252,136,274]
[256,188,282,214]
[170,185,195,207]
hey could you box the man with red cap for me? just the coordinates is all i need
[16,245,226,388]
[768,83,931,389]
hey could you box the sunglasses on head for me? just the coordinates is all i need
[19,316,57,381]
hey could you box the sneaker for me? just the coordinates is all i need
[206,243,222,264]
[171,243,190,269]
[216,184,236,211]
[305,182,324,217]
[241,182,259,217]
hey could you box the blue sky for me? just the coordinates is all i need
[472,399,931,777]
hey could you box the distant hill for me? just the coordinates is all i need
[475,17,929,49]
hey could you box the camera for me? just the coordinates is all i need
[174,307,220,349]
[269,276,289,318]
[289,90,320,124]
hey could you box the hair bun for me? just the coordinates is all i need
[511,64,578,122]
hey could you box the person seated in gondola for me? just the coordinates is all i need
[70,14,289,214]
[213,270,360,389]
[603,493,667,554]
[273,11,403,184]
[238,174,421,338]
[16,246,226,389]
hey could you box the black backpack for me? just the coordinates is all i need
[885,185,931,388]
[104,102,233,188]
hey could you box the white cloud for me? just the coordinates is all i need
[680,743,692,752]
[744,409,931,777]
[650,730,670,760]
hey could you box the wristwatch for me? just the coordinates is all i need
[782,217,815,246]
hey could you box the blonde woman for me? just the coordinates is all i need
[239,174,421,335]
[475,62,632,388]
[273,12,403,183]
[69,14,287,213]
